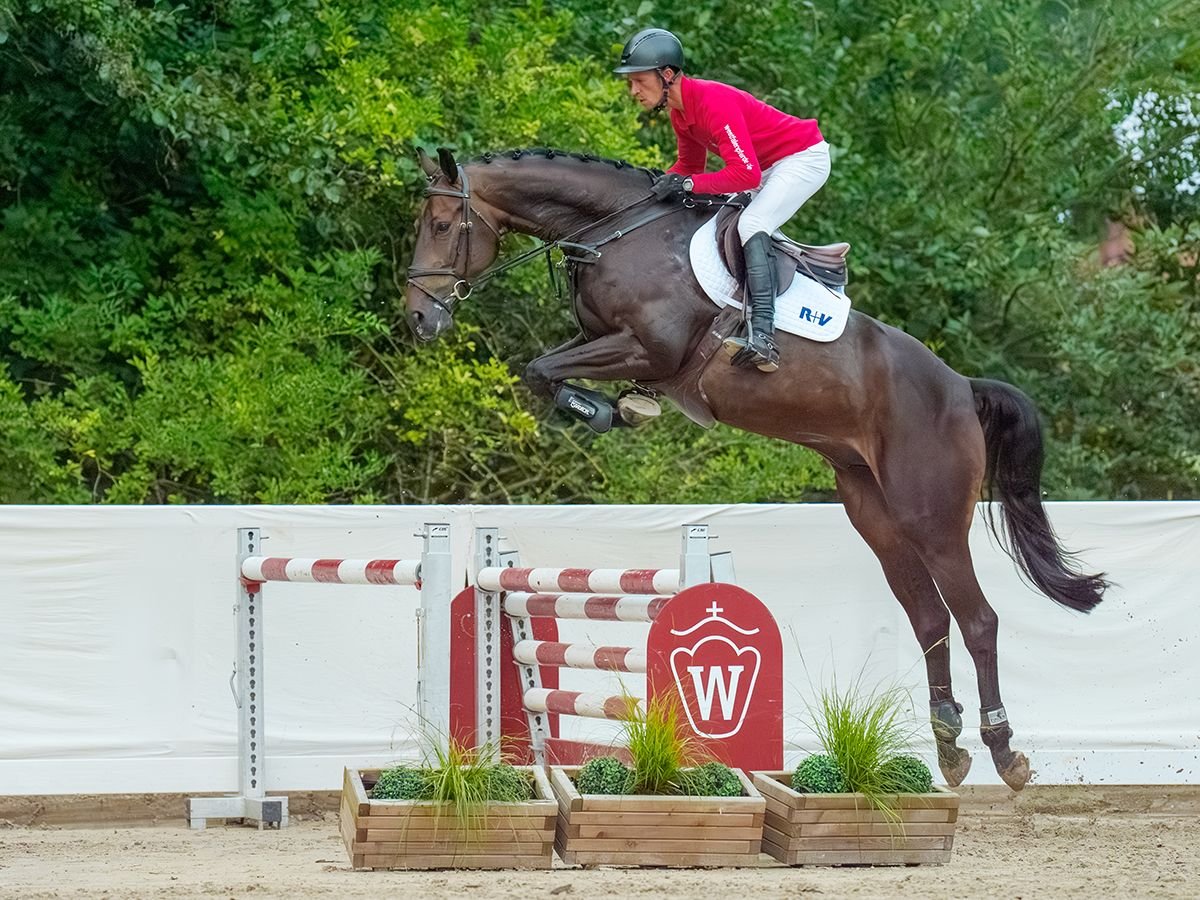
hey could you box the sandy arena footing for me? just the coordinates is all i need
[1,786,1198,899]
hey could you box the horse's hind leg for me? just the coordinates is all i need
[835,466,973,786]
[875,416,1032,790]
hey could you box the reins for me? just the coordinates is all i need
[406,164,745,313]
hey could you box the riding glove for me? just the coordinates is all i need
[650,172,690,201]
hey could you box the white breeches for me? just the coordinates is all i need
[737,140,831,244]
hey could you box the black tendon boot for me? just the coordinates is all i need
[554,383,615,433]
[721,231,780,372]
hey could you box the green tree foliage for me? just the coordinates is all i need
[0,0,646,502]
[0,0,1196,503]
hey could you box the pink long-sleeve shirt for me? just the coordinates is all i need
[666,76,823,194]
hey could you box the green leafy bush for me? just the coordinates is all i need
[481,763,535,802]
[793,754,848,793]
[575,756,632,794]
[371,765,433,800]
[879,755,934,794]
[682,762,743,797]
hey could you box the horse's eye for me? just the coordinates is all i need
[434,221,452,234]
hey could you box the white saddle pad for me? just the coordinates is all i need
[688,213,851,342]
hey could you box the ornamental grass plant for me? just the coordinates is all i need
[574,691,742,797]
[371,738,534,830]
[802,671,933,821]
[624,691,701,795]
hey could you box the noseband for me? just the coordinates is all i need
[406,165,503,317]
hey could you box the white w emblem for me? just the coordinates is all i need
[669,635,761,739]
[686,665,744,720]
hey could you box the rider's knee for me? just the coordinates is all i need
[737,216,771,244]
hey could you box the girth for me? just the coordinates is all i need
[714,206,850,293]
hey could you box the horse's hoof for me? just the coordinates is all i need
[617,393,661,426]
[939,748,972,787]
[999,751,1031,791]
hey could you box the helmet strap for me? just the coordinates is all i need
[653,68,675,113]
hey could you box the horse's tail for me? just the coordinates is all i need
[970,378,1108,612]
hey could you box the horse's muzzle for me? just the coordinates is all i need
[403,279,452,340]
[406,306,452,343]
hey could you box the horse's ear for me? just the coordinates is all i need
[417,147,439,178]
[436,147,459,183]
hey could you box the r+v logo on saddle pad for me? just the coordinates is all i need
[798,307,834,328]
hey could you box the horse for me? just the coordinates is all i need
[405,145,1107,790]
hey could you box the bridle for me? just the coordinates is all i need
[406,159,745,320]
[405,165,504,318]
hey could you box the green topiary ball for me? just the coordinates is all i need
[485,764,534,802]
[683,762,743,797]
[575,756,632,794]
[879,755,934,793]
[793,754,848,793]
[372,765,433,800]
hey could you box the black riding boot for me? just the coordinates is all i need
[721,231,780,373]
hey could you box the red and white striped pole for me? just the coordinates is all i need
[240,557,420,586]
[523,688,642,721]
[503,592,669,622]
[512,639,646,673]
[478,566,679,595]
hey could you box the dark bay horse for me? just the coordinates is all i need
[405,146,1107,790]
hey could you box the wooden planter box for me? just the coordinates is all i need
[340,766,557,870]
[752,771,958,866]
[549,766,765,867]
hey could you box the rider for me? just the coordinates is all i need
[615,28,831,373]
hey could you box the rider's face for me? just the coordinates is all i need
[626,71,663,109]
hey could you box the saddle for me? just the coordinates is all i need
[714,204,850,294]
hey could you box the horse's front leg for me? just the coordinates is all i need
[524,330,671,433]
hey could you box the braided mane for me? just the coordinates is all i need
[470,147,659,181]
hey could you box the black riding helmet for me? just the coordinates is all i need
[613,28,685,75]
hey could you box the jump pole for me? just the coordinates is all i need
[452,525,783,769]
[187,522,451,829]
